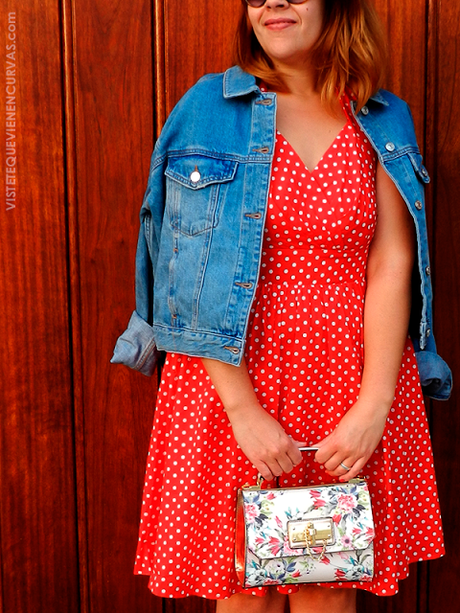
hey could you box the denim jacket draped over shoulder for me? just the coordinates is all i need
[111,66,452,401]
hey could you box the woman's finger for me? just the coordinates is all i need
[339,458,354,473]
[323,451,347,473]
[337,456,354,472]
[276,454,296,475]
[294,441,309,448]
[265,455,289,477]
[287,441,304,466]
[257,461,274,482]
[314,442,335,467]
[339,457,367,482]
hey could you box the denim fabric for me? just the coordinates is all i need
[111,66,452,400]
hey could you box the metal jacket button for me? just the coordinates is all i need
[415,200,423,210]
[361,106,369,115]
[385,142,395,152]
[190,166,201,183]
[224,346,239,355]
[235,282,253,289]
[256,98,272,106]
[425,266,431,276]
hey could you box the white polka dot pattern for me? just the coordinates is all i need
[133,93,444,600]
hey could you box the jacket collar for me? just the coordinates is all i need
[223,66,261,98]
[223,65,389,106]
[368,90,389,106]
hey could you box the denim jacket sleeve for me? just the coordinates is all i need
[110,144,167,376]
[415,348,453,401]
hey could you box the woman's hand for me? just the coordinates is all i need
[314,399,389,481]
[228,403,305,482]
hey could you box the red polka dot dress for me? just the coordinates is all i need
[133,93,444,599]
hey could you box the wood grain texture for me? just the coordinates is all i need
[162,0,241,117]
[70,0,162,610]
[373,0,427,145]
[426,0,460,609]
[0,1,79,611]
[62,0,91,610]
[154,0,166,135]
[164,596,216,613]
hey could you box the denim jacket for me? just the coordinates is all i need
[111,66,452,400]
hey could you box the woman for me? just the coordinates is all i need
[112,1,452,611]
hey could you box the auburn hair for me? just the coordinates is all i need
[233,0,387,111]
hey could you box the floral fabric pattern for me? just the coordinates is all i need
[238,480,374,587]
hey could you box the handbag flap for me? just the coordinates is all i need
[241,480,375,561]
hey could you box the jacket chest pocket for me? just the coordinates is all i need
[165,155,238,236]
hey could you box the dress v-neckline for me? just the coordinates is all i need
[276,97,351,173]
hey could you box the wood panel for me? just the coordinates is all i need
[164,596,216,613]
[0,1,79,612]
[159,0,241,125]
[70,0,161,610]
[373,0,428,143]
[426,0,460,610]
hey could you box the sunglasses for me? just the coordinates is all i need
[244,0,307,7]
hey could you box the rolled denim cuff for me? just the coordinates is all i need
[111,310,159,376]
[415,350,453,401]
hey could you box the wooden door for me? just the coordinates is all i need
[0,2,80,611]
[0,1,458,612]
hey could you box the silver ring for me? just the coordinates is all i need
[340,462,351,471]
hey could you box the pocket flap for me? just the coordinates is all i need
[408,152,430,183]
[165,155,238,189]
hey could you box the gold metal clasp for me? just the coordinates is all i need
[241,474,265,491]
[287,518,335,549]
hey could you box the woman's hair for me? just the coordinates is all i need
[233,0,387,111]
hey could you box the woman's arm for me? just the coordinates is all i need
[201,357,304,481]
[315,161,416,480]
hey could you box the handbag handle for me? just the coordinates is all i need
[252,447,319,488]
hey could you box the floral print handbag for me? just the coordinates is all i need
[235,476,375,587]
